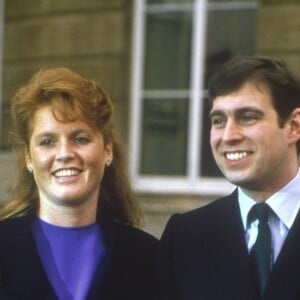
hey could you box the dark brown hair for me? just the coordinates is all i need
[208,56,300,152]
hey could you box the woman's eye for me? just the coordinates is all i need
[74,136,90,144]
[39,139,54,146]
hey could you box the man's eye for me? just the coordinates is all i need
[241,114,257,123]
[74,136,90,144]
[211,116,225,127]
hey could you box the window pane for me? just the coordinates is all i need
[204,6,257,85]
[209,0,252,2]
[147,0,193,4]
[140,98,188,175]
[144,12,192,89]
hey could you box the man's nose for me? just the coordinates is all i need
[222,120,243,142]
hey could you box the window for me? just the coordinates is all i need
[130,0,257,194]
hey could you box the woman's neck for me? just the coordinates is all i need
[38,199,98,227]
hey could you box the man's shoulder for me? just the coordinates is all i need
[163,190,238,235]
[181,190,237,220]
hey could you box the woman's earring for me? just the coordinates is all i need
[105,160,112,167]
[27,166,33,173]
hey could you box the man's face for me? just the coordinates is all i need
[210,82,298,194]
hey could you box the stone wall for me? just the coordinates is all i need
[257,1,300,74]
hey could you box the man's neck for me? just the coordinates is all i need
[240,168,300,203]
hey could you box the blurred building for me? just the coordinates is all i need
[1,0,300,237]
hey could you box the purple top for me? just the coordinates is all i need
[32,218,107,300]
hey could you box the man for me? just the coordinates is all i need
[157,56,300,300]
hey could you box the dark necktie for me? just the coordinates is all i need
[248,203,272,295]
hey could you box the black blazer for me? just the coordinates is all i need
[156,190,300,300]
[0,215,158,300]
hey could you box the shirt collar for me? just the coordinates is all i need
[238,168,300,230]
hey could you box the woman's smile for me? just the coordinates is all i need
[26,106,112,209]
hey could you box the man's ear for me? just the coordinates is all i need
[288,108,300,144]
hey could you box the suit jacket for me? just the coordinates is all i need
[0,214,158,300]
[156,190,300,300]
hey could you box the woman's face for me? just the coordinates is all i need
[26,106,113,211]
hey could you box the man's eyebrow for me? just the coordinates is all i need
[209,107,264,118]
[235,107,264,116]
[209,109,224,119]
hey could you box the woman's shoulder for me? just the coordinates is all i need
[110,221,158,244]
[103,220,158,255]
[0,214,31,229]
[0,214,33,242]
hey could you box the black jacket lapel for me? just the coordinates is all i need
[264,210,300,300]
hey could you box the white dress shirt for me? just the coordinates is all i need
[238,169,300,263]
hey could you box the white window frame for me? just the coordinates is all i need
[129,0,256,195]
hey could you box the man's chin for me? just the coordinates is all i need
[223,172,252,187]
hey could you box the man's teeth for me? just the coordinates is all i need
[54,169,80,177]
[226,152,249,161]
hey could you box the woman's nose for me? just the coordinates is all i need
[55,142,75,161]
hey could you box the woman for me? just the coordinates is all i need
[0,68,157,300]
